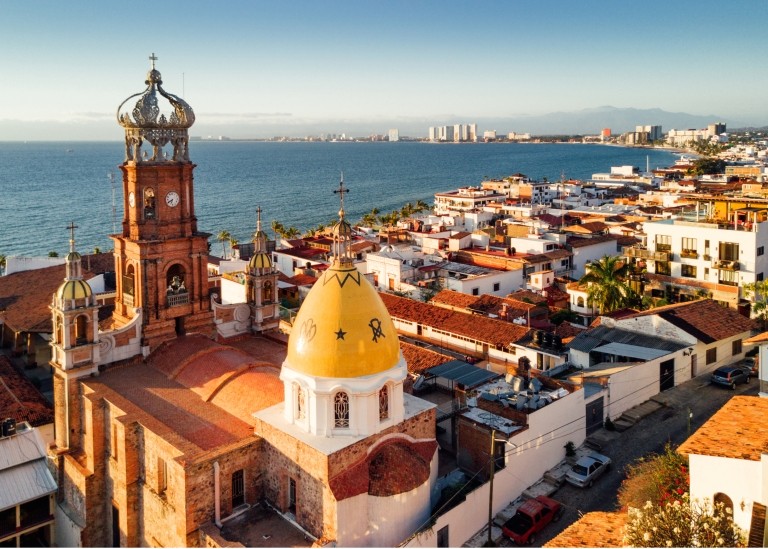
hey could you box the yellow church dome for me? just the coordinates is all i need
[286,261,400,379]
[56,279,93,301]
[249,251,272,270]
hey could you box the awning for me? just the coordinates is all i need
[425,360,500,388]
[592,342,671,361]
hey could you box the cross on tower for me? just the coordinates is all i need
[149,53,158,69]
[333,173,350,217]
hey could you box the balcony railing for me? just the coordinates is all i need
[622,247,669,262]
[167,292,190,307]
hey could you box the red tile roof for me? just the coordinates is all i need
[620,299,756,344]
[379,293,530,347]
[0,356,54,427]
[677,396,768,461]
[543,511,627,547]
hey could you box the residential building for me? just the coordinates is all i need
[0,421,57,547]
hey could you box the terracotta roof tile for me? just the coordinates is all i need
[543,511,627,548]
[678,396,768,461]
[620,299,756,344]
[0,356,54,427]
[379,293,530,346]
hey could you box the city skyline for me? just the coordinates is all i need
[2,0,767,140]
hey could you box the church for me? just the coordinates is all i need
[50,57,438,547]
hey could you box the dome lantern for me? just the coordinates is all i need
[116,53,194,164]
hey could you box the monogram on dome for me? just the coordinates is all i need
[116,53,194,163]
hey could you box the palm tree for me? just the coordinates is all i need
[216,230,231,259]
[743,280,768,330]
[579,255,636,314]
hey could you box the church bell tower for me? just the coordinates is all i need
[110,54,213,350]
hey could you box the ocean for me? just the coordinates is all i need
[0,141,678,258]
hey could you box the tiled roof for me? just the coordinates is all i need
[543,511,626,547]
[430,289,477,310]
[400,342,453,374]
[379,293,530,346]
[678,396,768,461]
[620,299,757,344]
[0,356,54,427]
[0,254,113,334]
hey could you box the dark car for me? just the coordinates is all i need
[711,365,750,389]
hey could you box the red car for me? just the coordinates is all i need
[501,495,562,545]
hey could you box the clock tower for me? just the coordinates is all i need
[111,54,213,350]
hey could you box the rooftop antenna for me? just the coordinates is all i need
[108,172,116,234]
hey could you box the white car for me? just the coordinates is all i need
[565,452,612,488]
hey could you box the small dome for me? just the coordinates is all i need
[285,261,400,379]
[249,251,272,270]
[56,279,92,301]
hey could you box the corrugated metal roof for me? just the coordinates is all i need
[425,360,500,388]
[0,427,46,471]
[591,342,670,361]
[0,459,57,510]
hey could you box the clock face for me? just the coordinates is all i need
[165,191,180,208]
[128,191,135,208]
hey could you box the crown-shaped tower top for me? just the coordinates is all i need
[116,53,194,163]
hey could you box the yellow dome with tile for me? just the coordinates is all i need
[286,261,400,378]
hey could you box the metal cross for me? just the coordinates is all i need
[149,53,158,69]
[66,221,78,241]
[333,173,350,213]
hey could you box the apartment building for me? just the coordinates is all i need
[626,214,768,309]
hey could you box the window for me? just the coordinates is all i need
[656,234,671,252]
[294,383,306,420]
[681,237,697,256]
[379,385,389,421]
[759,246,765,256]
[232,469,245,508]
[158,457,167,495]
[732,339,742,356]
[706,348,717,365]
[493,282,500,292]
[719,242,739,261]
[334,392,350,428]
[681,264,697,278]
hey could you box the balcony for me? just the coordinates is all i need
[167,292,190,307]
[623,247,669,262]
[712,259,740,271]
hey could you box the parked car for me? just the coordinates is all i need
[740,356,758,377]
[501,495,562,545]
[711,365,750,389]
[565,452,612,488]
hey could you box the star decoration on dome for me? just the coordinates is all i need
[335,328,347,340]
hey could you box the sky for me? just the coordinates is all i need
[2,0,767,140]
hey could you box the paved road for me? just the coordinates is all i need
[499,373,758,547]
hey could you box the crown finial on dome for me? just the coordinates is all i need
[117,54,194,164]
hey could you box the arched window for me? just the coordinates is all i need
[294,383,306,420]
[713,492,733,515]
[577,296,585,308]
[75,315,88,344]
[379,385,389,421]
[143,187,156,219]
[334,391,349,428]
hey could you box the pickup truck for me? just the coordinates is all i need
[501,495,562,545]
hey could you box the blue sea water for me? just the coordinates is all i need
[0,141,678,258]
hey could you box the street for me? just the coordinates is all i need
[499,374,758,547]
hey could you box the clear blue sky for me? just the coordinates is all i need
[2,0,766,139]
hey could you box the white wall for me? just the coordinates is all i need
[688,453,765,533]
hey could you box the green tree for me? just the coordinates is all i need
[579,255,636,314]
[742,280,768,329]
[623,494,744,547]
[216,230,231,259]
